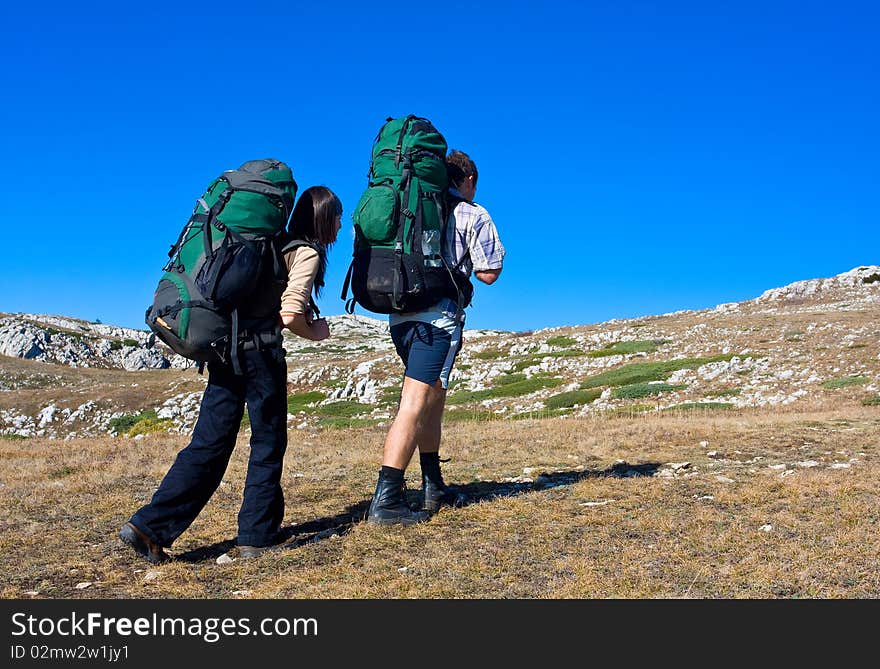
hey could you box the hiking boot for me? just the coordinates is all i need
[422,477,469,514]
[238,545,274,560]
[367,477,429,526]
[119,522,169,565]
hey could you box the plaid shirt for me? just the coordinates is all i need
[444,188,505,277]
[389,189,505,325]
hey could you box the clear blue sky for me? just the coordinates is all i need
[1,1,877,332]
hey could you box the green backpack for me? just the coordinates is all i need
[145,159,296,373]
[341,115,472,314]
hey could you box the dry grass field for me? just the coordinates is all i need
[1,404,877,599]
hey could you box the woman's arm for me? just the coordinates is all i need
[280,246,330,341]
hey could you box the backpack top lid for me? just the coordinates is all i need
[224,158,298,218]
[370,116,448,185]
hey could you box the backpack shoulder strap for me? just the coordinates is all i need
[280,237,321,256]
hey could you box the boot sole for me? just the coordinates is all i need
[119,524,169,564]
[366,514,429,526]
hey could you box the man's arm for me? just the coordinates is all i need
[474,268,501,285]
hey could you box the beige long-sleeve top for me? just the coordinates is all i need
[280,245,320,316]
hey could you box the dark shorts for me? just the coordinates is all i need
[390,320,462,389]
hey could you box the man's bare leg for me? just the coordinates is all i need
[366,376,442,525]
[382,376,445,468]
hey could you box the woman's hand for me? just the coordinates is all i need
[310,317,330,341]
[282,313,330,341]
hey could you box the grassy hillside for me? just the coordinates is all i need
[1,406,877,598]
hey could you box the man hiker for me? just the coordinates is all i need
[366,149,506,525]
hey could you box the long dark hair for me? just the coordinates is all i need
[287,186,342,297]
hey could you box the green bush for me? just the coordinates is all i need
[287,391,325,413]
[545,349,586,358]
[587,340,667,358]
[821,376,869,389]
[122,338,139,347]
[546,336,577,347]
[511,357,542,372]
[448,375,563,405]
[127,418,174,437]
[472,349,505,360]
[379,386,402,405]
[861,396,880,406]
[314,401,370,418]
[544,388,602,409]
[580,354,735,389]
[613,383,687,399]
[109,410,158,435]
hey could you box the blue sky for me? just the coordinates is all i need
[1,1,877,332]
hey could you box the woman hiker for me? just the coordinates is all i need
[119,186,343,562]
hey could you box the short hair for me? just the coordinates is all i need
[446,150,478,189]
[288,186,342,247]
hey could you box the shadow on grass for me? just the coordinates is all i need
[456,460,662,504]
[174,460,660,562]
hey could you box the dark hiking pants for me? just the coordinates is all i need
[130,346,288,548]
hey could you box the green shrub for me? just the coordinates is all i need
[861,395,880,406]
[495,373,526,386]
[314,401,370,418]
[448,375,564,405]
[122,338,139,347]
[379,386,402,405]
[821,376,869,389]
[287,391,325,413]
[613,383,687,399]
[472,349,505,360]
[587,340,667,358]
[544,388,602,409]
[511,357,542,372]
[546,336,577,347]
[109,410,158,435]
[127,418,174,437]
[0,433,28,441]
[579,354,735,389]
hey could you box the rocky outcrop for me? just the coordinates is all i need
[756,265,880,304]
[0,314,185,369]
[2,266,879,439]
